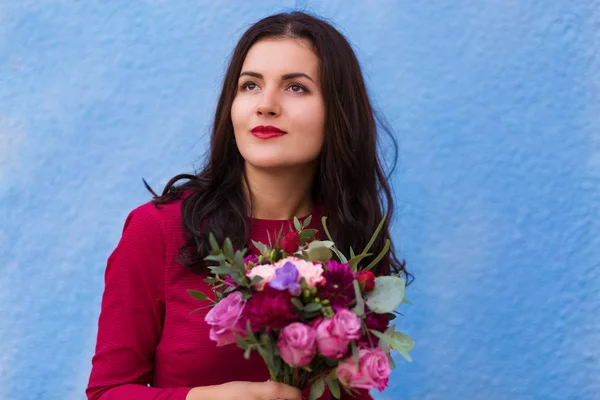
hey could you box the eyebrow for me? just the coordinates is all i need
[239,71,315,83]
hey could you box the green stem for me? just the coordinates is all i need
[306,368,331,386]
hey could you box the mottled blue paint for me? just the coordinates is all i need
[1,1,598,399]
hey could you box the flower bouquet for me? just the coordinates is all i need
[188,216,414,399]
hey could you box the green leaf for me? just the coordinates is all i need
[370,330,415,362]
[234,333,249,349]
[309,377,326,400]
[341,384,354,397]
[246,320,258,342]
[187,290,209,301]
[303,215,313,228]
[223,238,234,260]
[351,340,359,371]
[252,240,266,254]
[327,379,341,399]
[310,240,335,248]
[321,217,334,241]
[243,347,252,360]
[299,229,318,244]
[331,247,348,263]
[352,280,364,316]
[204,254,226,263]
[275,225,285,250]
[208,265,237,276]
[307,241,333,262]
[365,276,406,313]
[223,285,237,294]
[229,271,243,285]
[266,229,273,248]
[209,233,220,252]
[273,354,282,377]
[291,298,305,310]
[301,310,323,320]
[362,216,386,256]
[364,238,391,271]
[387,352,396,369]
[347,253,372,272]
[189,307,206,314]
[294,216,302,232]
[250,276,264,286]
[349,246,355,259]
[390,331,415,355]
[233,251,245,271]
[319,217,348,263]
[304,303,322,312]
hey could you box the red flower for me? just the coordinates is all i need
[279,231,301,253]
[357,270,376,293]
[317,261,356,311]
[360,305,390,346]
[245,286,298,331]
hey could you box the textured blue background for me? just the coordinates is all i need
[1,1,599,399]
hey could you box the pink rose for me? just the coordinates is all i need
[247,264,277,291]
[315,318,350,359]
[274,257,325,288]
[337,347,391,392]
[276,322,317,367]
[331,309,361,341]
[204,291,246,346]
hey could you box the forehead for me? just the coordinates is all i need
[241,38,320,77]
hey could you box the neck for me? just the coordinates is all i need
[243,162,316,220]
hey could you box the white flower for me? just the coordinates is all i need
[246,264,277,291]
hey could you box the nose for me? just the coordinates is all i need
[255,89,280,117]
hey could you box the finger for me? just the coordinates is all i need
[266,382,302,400]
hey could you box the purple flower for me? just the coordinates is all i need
[269,262,301,296]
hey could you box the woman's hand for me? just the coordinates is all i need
[186,380,302,400]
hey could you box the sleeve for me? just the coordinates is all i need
[86,206,193,400]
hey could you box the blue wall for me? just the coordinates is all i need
[1,1,599,399]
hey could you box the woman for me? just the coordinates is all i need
[87,11,409,400]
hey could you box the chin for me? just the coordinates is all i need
[244,156,317,171]
[245,158,294,169]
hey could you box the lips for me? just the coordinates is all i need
[251,125,286,139]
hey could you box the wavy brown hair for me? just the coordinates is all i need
[147,11,410,282]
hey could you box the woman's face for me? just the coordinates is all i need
[231,38,326,170]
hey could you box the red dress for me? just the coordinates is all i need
[86,199,372,400]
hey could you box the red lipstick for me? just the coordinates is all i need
[251,125,287,139]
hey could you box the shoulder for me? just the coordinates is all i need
[120,197,185,243]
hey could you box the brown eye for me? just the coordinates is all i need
[288,83,308,94]
[241,82,259,91]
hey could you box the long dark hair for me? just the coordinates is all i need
[148,11,410,282]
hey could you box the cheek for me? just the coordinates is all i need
[230,98,245,130]
[292,101,326,144]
